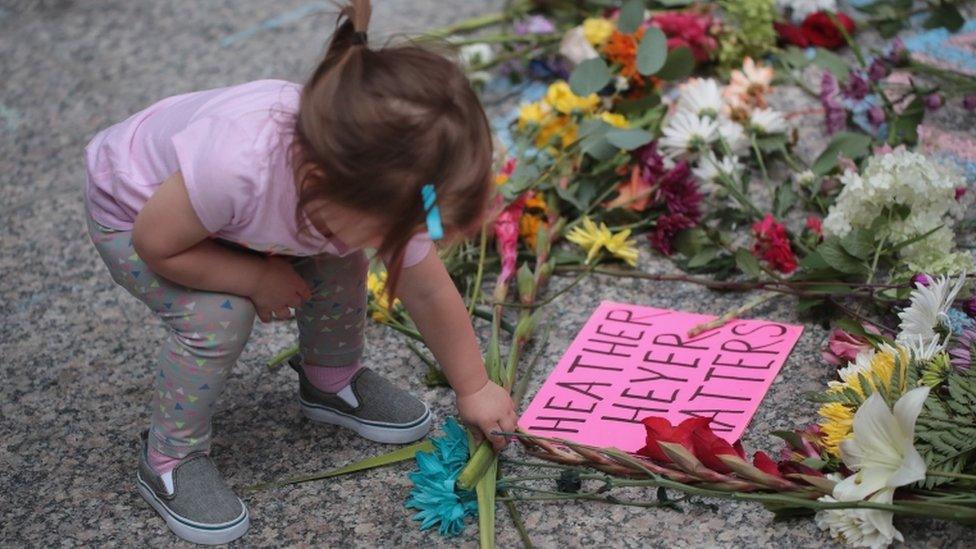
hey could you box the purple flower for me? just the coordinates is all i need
[634,142,666,182]
[924,93,943,111]
[949,328,976,372]
[885,37,906,65]
[820,72,847,134]
[842,71,870,101]
[964,94,976,111]
[963,296,976,318]
[912,273,933,288]
[867,105,886,126]
[514,15,556,35]
[867,58,888,82]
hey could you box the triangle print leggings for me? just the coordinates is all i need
[85,208,368,460]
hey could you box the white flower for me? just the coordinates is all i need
[900,333,945,362]
[828,348,877,392]
[459,43,493,68]
[693,151,742,182]
[816,486,903,549]
[837,387,930,501]
[779,0,838,23]
[659,111,718,158]
[896,273,966,345]
[822,150,973,275]
[559,26,599,66]
[613,76,630,93]
[716,117,748,157]
[676,78,724,119]
[748,108,789,135]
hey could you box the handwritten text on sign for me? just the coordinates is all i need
[519,301,803,451]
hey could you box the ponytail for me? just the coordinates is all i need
[316,0,372,76]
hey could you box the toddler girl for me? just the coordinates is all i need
[84,1,516,543]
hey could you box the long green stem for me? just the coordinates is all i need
[468,226,489,316]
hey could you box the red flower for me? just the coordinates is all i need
[751,214,797,274]
[655,161,703,221]
[752,451,783,477]
[800,12,855,50]
[688,421,746,473]
[805,215,823,237]
[774,21,809,48]
[493,195,526,285]
[638,416,708,462]
[649,213,695,256]
[650,11,718,63]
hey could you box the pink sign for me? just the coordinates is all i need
[519,301,803,451]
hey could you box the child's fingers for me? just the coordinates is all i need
[484,421,507,451]
[272,306,294,320]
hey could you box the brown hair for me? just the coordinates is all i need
[292,0,494,297]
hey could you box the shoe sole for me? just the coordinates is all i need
[300,398,432,444]
[137,474,249,545]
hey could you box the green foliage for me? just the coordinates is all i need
[655,46,695,81]
[812,132,873,176]
[716,0,777,68]
[915,367,976,488]
[636,27,667,76]
[569,57,611,96]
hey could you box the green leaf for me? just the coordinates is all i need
[840,228,875,260]
[579,119,618,160]
[735,248,763,278]
[887,96,924,145]
[813,48,850,80]
[569,57,612,97]
[812,132,873,176]
[673,227,706,257]
[617,0,645,34]
[655,46,695,81]
[615,93,661,114]
[246,439,434,492]
[636,26,667,75]
[606,128,654,150]
[756,133,789,153]
[924,4,964,32]
[777,47,810,69]
[817,239,866,274]
[476,454,498,549]
[688,247,718,268]
[887,224,943,254]
[773,183,797,217]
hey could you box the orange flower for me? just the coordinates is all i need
[519,193,549,249]
[603,28,646,85]
[605,165,653,212]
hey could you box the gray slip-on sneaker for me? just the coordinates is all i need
[136,432,249,545]
[289,357,432,444]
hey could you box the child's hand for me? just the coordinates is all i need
[249,257,312,322]
[456,381,518,452]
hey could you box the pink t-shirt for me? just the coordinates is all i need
[84,79,432,265]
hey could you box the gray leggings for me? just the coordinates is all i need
[87,211,368,458]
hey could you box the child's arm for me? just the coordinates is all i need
[132,171,312,321]
[397,248,518,451]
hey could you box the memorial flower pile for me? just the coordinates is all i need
[258,2,976,547]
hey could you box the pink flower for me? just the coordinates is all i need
[820,71,846,134]
[493,196,526,285]
[650,11,717,63]
[805,215,823,237]
[821,329,874,367]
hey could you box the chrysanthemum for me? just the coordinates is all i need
[818,402,855,457]
[748,108,789,135]
[405,418,477,537]
[725,57,774,109]
[659,111,719,158]
[693,151,743,182]
[676,78,724,119]
[896,273,966,346]
[948,327,976,371]
[566,217,639,266]
[716,117,748,156]
[816,483,904,549]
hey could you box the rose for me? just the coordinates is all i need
[800,12,855,50]
[650,11,718,63]
[774,21,809,48]
[821,329,875,367]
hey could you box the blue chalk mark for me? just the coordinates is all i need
[903,20,976,75]
[221,2,332,47]
[0,104,21,132]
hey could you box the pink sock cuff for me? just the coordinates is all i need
[302,361,363,393]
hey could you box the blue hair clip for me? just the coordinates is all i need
[421,184,444,241]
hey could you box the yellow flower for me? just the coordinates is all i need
[566,216,639,266]
[582,17,615,46]
[599,112,629,128]
[818,402,855,457]
[520,193,549,249]
[536,116,578,149]
[494,173,510,186]
[367,270,398,321]
[517,101,548,128]
[829,346,908,398]
[545,81,600,115]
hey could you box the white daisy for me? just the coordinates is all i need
[896,273,966,345]
[659,111,718,158]
[828,348,876,393]
[716,117,748,157]
[676,78,724,119]
[693,151,743,182]
[748,108,789,135]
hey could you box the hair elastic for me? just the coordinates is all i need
[421,184,444,241]
[351,31,368,45]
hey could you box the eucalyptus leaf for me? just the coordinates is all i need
[606,128,654,151]
[813,48,850,80]
[569,57,611,97]
[617,0,645,34]
[924,3,964,32]
[655,46,695,81]
[811,132,872,176]
[636,26,667,76]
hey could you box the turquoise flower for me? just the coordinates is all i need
[405,418,477,537]
[946,308,974,335]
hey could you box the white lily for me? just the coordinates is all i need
[816,484,903,549]
[835,386,930,501]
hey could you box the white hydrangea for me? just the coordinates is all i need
[822,149,973,275]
